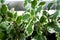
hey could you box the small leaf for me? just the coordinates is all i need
[43,11,49,17]
[6,17,12,21]
[16,16,22,24]
[47,2,54,10]
[47,27,56,33]
[0,32,5,39]
[27,0,31,3]
[31,0,37,8]
[47,21,60,33]
[18,33,25,40]
[56,1,60,10]
[0,16,2,22]
[40,15,48,25]
[32,35,47,40]
[13,12,17,20]
[22,14,30,22]
[35,5,42,14]
[30,9,35,17]
[7,11,13,18]
[24,0,27,7]
[39,1,46,5]
[56,33,60,40]
[52,11,59,20]
[37,35,47,40]
[36,26,42,35]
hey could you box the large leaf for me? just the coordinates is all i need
[6,17,12,21]
[16,16,22,24]
[0,22,8,30]
[25,20,34,36]
[0,0,4,3]
[7,11,13,18]
[1,4,7,14]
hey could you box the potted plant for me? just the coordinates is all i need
[0,0,60,40]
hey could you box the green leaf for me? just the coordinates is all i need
[0,0,4,3]
[37,35,46,40]
[7,11,13,18]
[22,14,30,22]
[47,2,54,10]
[16,16,22,24]
[43,11,49,17]
[32,17,37,23]
[56,1,60,10]
[56,33,60,40]
[25,20,34,36]
[52,11,59,20]
[39,1,46,5]
[0,16,2,22]
[0,0,1,2]
[35,5,42,14]
[24,0,31,7]
[47,26,55,33]
[27,0,31,3]
[7,24,14,34]
[24,0,27,7]
[40,15,48,25]
[13,12,17,20]
[31,0,37,8]
[47,21,60,33]
[33,35,47,40]
[35,25,42,35]
[57,37,60,40]
[0,22,8,30]
[18,33,25,40]
[1,4,7,14]
[31,9,35,16]
[0,32,5,39]
[6,17,12,21]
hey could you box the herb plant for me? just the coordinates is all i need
[0,0,60,40]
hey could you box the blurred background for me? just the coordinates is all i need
[2,0,56,15]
